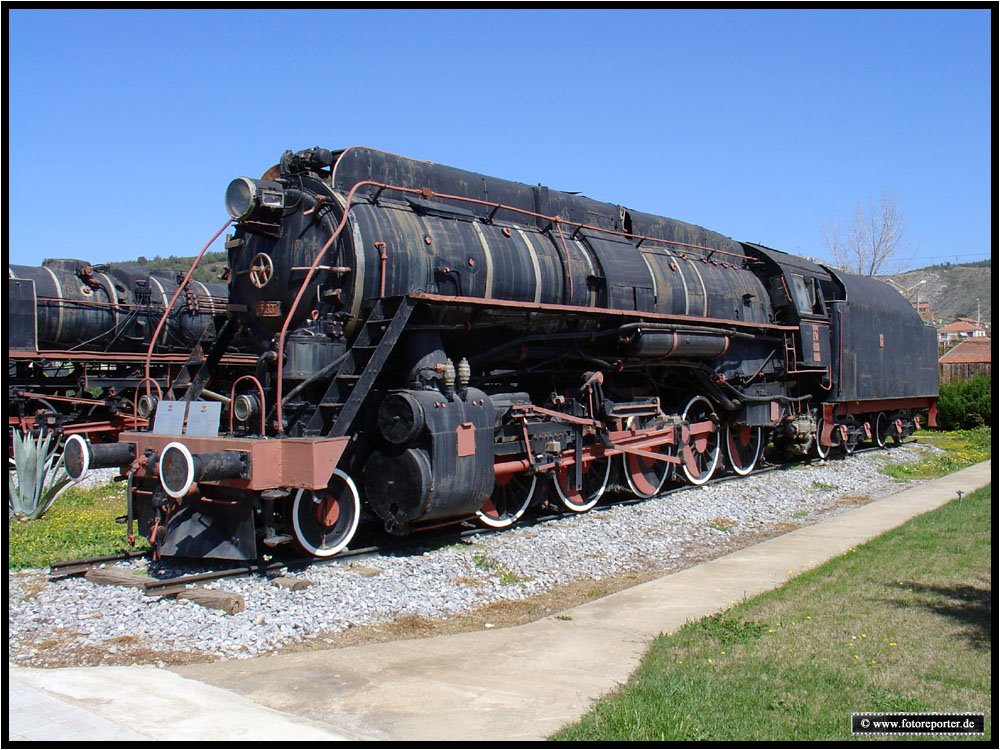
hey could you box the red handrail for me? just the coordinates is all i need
[143,220,232,383]
[228,375,267,435]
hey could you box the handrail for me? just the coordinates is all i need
[228,375,267,435]
[143,220,232,383]
[131,377,164,424]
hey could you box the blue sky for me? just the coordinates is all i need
[7,9,992,269]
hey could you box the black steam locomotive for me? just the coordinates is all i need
[8,259,254,441]
[63,147,939,561]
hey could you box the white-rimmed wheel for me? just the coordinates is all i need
[724,423,763,476]
[476,473,536,529]
[681,396,720,485]
[553,455,611,513]
[813,417,832,459]
[291,468,361,557]
[621,416,675,499]
[874,412,889,448]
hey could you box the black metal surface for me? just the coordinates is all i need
[364,386,495,530]
[826,271,939,401]
[160,501,257,561]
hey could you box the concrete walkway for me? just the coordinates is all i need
[8,460,991,742]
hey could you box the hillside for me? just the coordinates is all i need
[116,251,230,285]
[884,260,992,330]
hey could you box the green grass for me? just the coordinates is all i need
[882,428,991,481]
[7,482,147,570]
[553,484,992,742]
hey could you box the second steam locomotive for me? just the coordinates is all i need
[65,146,939,561]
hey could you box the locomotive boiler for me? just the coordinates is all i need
[63,146,939,562]
[9,259,224,352]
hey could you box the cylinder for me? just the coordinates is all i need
[158,442,247,499]
[363,447,433,528]
[64,435,135,480]
[377,392,426,444]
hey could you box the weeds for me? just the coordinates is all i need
[882,428,991,481]
[472,553,533,585]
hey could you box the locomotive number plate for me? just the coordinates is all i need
[256,300,283,317]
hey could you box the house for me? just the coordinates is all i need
[937,319,988,344]
[938,337,992,384]
[916,300,936,323]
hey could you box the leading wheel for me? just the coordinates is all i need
[725,423,763,476]
[476,473,536,529]
[621,416,675,499]
[553,455,611,513]
[291,468,361,557]
[681,396,720,485]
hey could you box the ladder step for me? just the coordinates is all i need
[320,401,345,408]
[337,374,361,381]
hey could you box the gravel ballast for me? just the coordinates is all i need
[8,444,939,667]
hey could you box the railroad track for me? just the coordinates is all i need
[47,443,893,595]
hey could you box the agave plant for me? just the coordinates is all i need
[8,430,77,521]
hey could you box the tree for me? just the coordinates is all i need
[823,193,913,276]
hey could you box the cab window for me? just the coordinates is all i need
[788,274,815,315]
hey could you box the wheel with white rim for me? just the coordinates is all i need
[680,396,720,485]
[476,473,536,529]
[553,455,611,513]
[874,412,889,448]
[813,417,832,459]
[291,468,361,557]
[620,416,675,499]
[724,423,763,476]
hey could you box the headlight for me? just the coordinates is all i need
[225,177,285,221]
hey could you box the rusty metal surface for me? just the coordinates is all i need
[118,432,350,490]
